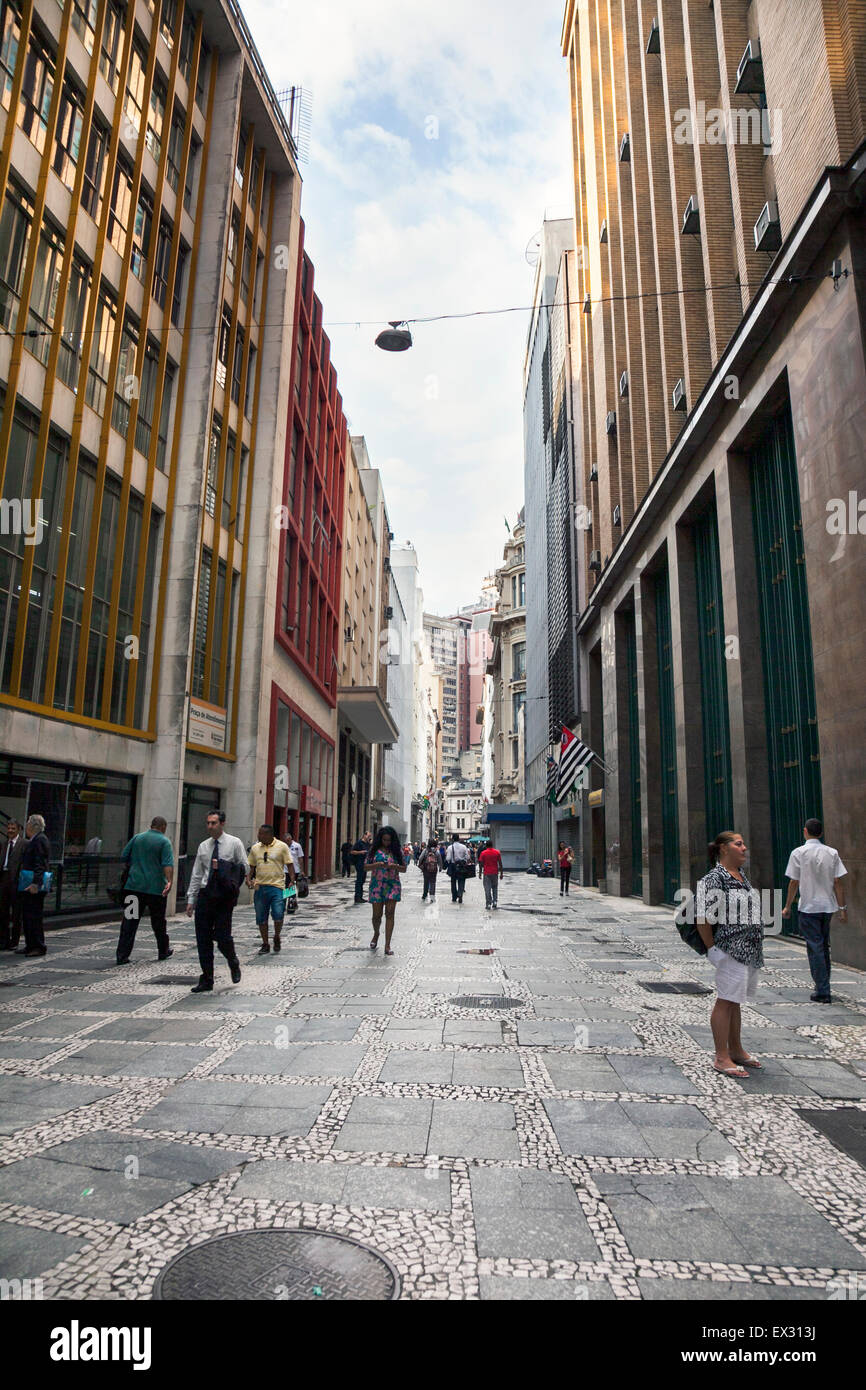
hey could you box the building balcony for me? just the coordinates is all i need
[337,686,400,744]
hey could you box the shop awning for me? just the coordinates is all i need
[486,805,534,824]
[337,687,400,744]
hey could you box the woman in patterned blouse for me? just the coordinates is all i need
[695,831,765,1080]
[365,826,407,956]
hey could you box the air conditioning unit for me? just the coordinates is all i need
[619,132,630,162]
[600,219,608,244]
[754,200,781,253]
[387,531,394,541]
[646,17,661,55]
[589,551,602,572]
[605,410,616,434]
[681,196,700,235]
[384,605,393,619]
[619,370,629,398]
[613,504,621,527]
[589,464,598,482]
[344,625,355,643]
[583,293,592,314]
[672,378,687,412]
[735,38,764,96]
[383,556,391,572]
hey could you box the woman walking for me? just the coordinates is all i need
[19,814,51,958]
[420,839,439,902]
[557,841,575,895]
[366,826,406,956]
[696,831,765,1080]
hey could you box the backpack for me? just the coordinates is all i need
[423,850,438,872]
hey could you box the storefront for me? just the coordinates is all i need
[269,688,335,881]
[0,755,136,918]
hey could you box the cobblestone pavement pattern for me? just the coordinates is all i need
[0,870,865,1300]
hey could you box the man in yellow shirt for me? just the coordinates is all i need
[247,824,294,953]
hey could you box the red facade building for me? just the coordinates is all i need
[268,224,347,878]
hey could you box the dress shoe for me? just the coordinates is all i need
[116,956,131,966]
[258,942,270,954]
[810,992,832,1003]
[190,979,213,993]
[230,961,242,984]
[24,948,46,958]
[158,947,173,961]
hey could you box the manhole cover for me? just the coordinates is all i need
[449,995,524,1009]
[152,976,200,984]
[153,1229,400,1301]
[640,981,712,996]
[313,928,343,934]
[457,949,496,955]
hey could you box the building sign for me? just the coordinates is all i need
[301,784,324,814]
[588,788,604,807]
[188,698,227,752]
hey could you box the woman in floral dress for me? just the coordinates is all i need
[366,826,407,956]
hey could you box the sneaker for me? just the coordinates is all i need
[116,956,131,965]
[258,942,271,954]
[158,948,173,961]
[230,961,242,984]
[810,992,832,1003]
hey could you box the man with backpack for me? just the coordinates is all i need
[420,839,440,901]
[445,833,471,905]
[186,810,247,993]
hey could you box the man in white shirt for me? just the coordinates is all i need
[186,810,248,993]
[288,837,304,877]
[782,818,848,1003]
[445,834,470,905]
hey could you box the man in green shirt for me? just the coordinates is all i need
[116,816,175,965]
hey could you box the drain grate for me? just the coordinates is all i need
[457,949,496,955]
[153,1229,400,1300]
[152,976,199,985]
[640,981,712,996]
[312,928,343,934]
[449,995,524,1009]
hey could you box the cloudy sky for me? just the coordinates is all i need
[242,0,574,613]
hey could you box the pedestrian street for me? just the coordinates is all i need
[0,866,865,1301]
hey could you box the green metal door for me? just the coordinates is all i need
[750,404,822,933]
[625,615,642,895]
[655,569,679,904]
[694,504,734,839]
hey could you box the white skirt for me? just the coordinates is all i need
[707,945,760,1004]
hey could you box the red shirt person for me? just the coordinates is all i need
[478,843,503,911]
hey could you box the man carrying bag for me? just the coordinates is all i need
[186,810,247,993]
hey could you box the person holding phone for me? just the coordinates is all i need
[366,826,406,956]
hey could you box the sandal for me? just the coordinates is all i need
[731,1055,762,1069]
[370,936,379,950]
[714,1062,750,1079]
[384,948,394,956]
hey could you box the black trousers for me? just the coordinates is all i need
[194,893,238,981]
[422,871,437,899]
[450,869,467,902]
[354,864,366,902]
[116,891,170,961]
[21,890,46,952]
[0,871,22,948]
[560,865,572,893]
[341,858,351,877]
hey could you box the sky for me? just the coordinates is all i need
[241,0,574,613]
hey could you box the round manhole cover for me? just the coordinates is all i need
[153,1229,400,1301]
[449,995,524,1009]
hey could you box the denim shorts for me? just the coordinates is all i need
[254,883,286,926]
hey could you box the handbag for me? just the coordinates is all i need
[18,868,54,894]
[296,873,309,899]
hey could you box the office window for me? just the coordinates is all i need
[25,218,64,365]
[81,117,110,220]
[512,641,526,680]
[244,345,256,419]
[170,242,188,327]
[216,304,231,388]
[1,1,22,112]
[191,548,211,696]
[155,361,175,472]
[159,0,177,50]
[183,135,200,213]
[71,0,98,53]
[152,219,171,308]
[235,127,246,189]
[52,80,84,189]
[240,234,252,304]
[253,250,264,318]
[134,339,159,457]
[111,314,139,437]
[130,191,152,281]
[58,253,91,389]
[145,77,166,161]
[205,421,219,516]
[221,431,236,528]
[18,27,55,153]
[230,328,244,405]
[236,446,248,535]
[99,0,124,91]
[0,179,33,331]
[194,39,209,112]
[226,209,239,284]
[124,38,147,138]
[512,689,525,730]
[86,286,117,414]
[178,9,194,81]
[107,156,134,254]
[166,110,184,191]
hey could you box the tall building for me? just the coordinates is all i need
[388,543,424,840]
[523,218,583,866]
[562,0,866,961]
[487,513,526,804]
[424,613,460,777]
[0,0,303,911]
[452,588,495,753]
[335,436,398,858]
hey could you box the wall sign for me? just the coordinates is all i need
[188,698,227,752]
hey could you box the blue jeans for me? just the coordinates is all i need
[799,911,832,996]
[254,884,285,927]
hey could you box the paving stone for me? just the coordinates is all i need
[428,1098,519,1160]
[638,1280,830,1301]
[37,992,157,1013]
[0,1039,63,1059]
[381,1020,446,1045]
[621,1102,737,1161]
[470,1168,600,1260]
[285,996,391,1016]
[442,1021,505,1045]
[341,1164,451,1212]
[4,1014,103,1039]
[0,1221,91,1279]
[231,1159,348,1204]
[50,1043,207,1078]
[167,992,281,1014]
[479,1275,615,1301]
[542,1055,622,1091]
[41,1135,248,1183]
[378,1050,455,1084]
[609,1056,699,1095]
[0,1156,190,1225]
[544,1099,652,1158]
[451,1054,526,1088]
